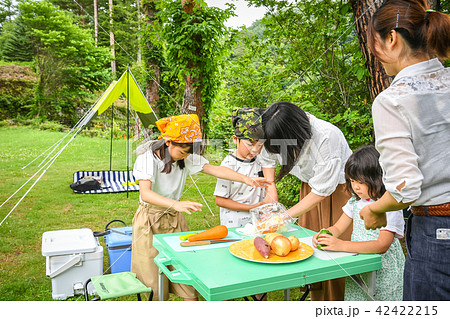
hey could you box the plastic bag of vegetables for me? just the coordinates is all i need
[250,202,297,235]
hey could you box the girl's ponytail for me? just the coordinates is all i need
[426,10,450,60]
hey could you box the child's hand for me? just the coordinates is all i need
[312,232,320,248]
[250,202,264,209]
[243,176,271,188]
[315,233,344,251]
[263,196,275,204]
[173,201,203,215]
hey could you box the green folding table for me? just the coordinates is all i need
[153,225,381,301]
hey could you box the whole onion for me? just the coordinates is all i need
[264,232,281,246]
[288,236,300,251]
[270,236,292,257]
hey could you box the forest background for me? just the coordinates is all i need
[1,0,449,205]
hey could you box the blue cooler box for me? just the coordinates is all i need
[104,226,132,273]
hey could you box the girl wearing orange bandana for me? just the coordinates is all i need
[131,114,268,301]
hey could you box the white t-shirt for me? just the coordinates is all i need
[214,154,265,227]
[342,198,405,238]
[259,113,352,197]
[133,150,209,202]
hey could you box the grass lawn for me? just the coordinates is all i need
[0,126,304,301]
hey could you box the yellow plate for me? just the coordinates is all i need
[229,238,314,264]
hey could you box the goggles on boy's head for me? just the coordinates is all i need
[156,114,202,143]
[232,107,265,141]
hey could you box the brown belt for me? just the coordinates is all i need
[411,203,450,216]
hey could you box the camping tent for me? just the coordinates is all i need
[92,69,157,128]
[72,68,157,196]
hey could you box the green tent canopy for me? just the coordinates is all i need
[93,69,157,128]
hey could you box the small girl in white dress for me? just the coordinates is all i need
[313,145,405,300]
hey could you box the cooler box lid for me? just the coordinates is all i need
[105,226,132,248]
[42,228,98,256]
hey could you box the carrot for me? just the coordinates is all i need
[188,225,228,242]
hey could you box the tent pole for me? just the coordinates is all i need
[110,104,114,171]
[126,67,130,198]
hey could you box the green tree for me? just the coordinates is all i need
[19,0,111,124]
[109,0,140,74]
[140,0,164,116]
[159,0,237,126]
[236,0,374,149]
[48,0,94,25]
[0,19,33,62]
[207,24,286,144]
[0,0,16,28]
[209,0,374,205]
[50,0,140,75]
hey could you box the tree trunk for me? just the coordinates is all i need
[181,0,205,124]
[182,72,205,120]
[351,0,390,101]
[109,0,116,79]
[142,0,161,116]
[94,0,98,46]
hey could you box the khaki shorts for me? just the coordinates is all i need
[131,202,199,300]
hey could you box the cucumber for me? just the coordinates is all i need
[179,233,198,241]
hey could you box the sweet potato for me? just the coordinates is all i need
[188,225,228,242]
[254,236,270,259]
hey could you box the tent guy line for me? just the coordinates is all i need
[0,69,150,225]
[0,69,218,227]
[20,92,105,170]
[0,107,93,227]
[0,94,100,213]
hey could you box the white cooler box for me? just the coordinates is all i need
[42,228,103,300]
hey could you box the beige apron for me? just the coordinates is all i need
[131,202,199,300]
[298,183,352,301]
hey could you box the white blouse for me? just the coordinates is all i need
[133,150,209,202]
[259,114,352,197]
[372,58,450,206]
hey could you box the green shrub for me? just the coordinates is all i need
[277,174,302,209]
[0,94,34,120]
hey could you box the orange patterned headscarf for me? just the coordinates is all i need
[156,114,202,143]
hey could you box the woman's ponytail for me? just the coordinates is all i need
[368,0,450,60]
[426,10,450,59]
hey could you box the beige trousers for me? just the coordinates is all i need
[131,202,198,300]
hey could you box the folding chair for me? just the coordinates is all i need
[84,272,153,301]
